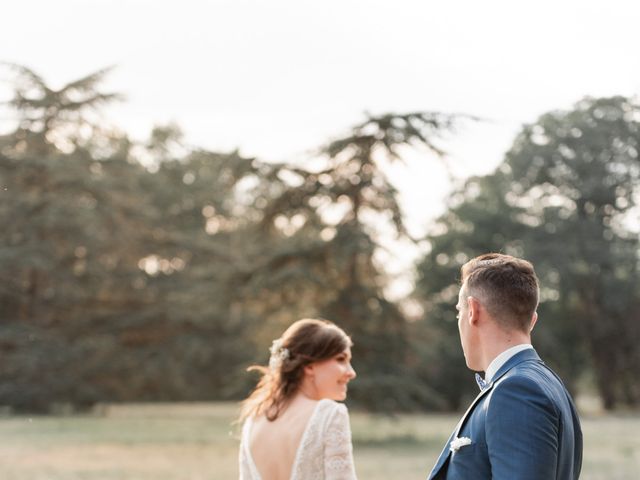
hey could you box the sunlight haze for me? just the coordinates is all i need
[3,0,639,297]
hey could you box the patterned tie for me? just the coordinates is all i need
[475,373,488,391]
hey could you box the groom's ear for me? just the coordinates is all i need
[529,311,539,332]
[467,296,481,325]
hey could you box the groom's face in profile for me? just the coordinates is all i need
[456,284,472,366]
[456,282,482,371]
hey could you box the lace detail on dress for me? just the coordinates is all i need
[321,402,357,479]
[238,399,357,480]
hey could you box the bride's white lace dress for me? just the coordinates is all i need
[239,399,357,479]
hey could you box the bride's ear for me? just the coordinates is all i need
[303,363,315,377]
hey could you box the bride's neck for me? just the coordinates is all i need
[296,381,320,402]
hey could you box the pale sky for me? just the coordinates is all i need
[3,0,640,297]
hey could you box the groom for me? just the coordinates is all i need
[428,253,582,479]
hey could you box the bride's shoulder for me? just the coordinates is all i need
[316,399,349,416]
[318,398,346,405]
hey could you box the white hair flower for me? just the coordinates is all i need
[268,338,290,371]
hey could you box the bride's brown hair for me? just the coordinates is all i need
[239,318,352,422]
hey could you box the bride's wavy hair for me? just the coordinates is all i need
[240,318,352,422]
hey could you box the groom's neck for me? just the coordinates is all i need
[478,322,532,372]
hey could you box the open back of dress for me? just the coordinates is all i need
[239,399,357,480]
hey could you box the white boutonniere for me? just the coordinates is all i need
[449,436,472,453]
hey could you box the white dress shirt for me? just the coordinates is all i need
[484,343,533,383]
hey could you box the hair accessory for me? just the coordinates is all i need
[477,258,502,267]
[269,338,290,371]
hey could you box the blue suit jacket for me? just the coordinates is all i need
[428,349,582,480]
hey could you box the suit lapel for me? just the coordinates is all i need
[454,349,541,436]
[428,348,542,479]
[429,384,494,478]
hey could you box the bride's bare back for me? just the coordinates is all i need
[240,397,356,480]
[249,395,318,480]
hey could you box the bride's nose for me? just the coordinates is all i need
[347,363,356,379]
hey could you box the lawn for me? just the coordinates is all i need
[0,402,638,479]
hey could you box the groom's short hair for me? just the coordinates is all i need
[461,253,539,332]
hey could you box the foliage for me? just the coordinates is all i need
[0,65,466,411]
[0,66,262,409]
[5,64,637,412]
[228,111,468,410]
[415,96,640,409]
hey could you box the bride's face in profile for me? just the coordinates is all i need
[304,348,356,401]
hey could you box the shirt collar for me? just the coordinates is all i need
[484,343,533,383]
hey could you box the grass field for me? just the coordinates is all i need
[0,402,638,479]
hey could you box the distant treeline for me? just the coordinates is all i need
[1,65,638,412]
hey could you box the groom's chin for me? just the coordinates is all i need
[463,357,476,371]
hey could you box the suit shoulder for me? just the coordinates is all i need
[497,360,552,386]
[490,363,562,412]
[502,361,547,382]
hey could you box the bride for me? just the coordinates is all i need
[238,318,358,480]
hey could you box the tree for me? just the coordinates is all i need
[414,173,539,409]
[1,63,122,156]
[0,65,259,408]
[502,96,640,409]
[0,65,156,409]
[1,64,472,411]
[235,112,468,410]
[415,96,640,409]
